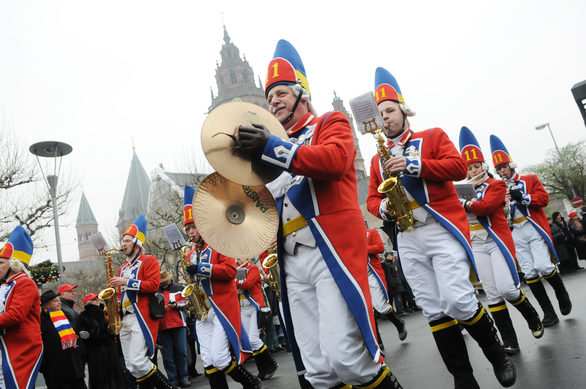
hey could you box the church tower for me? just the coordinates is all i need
[208,25,267,112]
[76,192,100,261]
[331,91,367,180]
[116,148,151,238]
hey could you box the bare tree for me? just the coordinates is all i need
[0,131,75,242]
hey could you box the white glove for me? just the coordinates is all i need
[79,330,90,340]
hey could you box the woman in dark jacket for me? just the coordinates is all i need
[568,211,586,261]
[550,212,579,273]
[78,293,125,389]
[39,290,87,389]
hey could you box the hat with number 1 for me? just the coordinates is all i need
[183,185,195,226]
[123,214,148,246]
[0,225,34,267]
[459,126,485,165]
[489,135,515,168]
[374,67,415,116]
[265,39,310,97]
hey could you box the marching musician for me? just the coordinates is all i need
[236,257,279,380]
[490,135,572,326]
[108,214,177,388]
[0,226,43,389]
[182,185,260,389]
[366,67,515,388]
[237,40,400,389]
[458,127,543,355]
[365,226,407,344]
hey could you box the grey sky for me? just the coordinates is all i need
[1,0,585,264]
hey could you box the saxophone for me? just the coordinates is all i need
[180,242,211,322]
[262,249,281,302]
[374,128,415,232]
[98,249,123,335]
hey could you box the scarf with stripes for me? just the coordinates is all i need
[46,309,77,349]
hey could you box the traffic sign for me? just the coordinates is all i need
[572,196,583,208]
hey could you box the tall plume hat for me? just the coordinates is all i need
[123,214,148,245]
[265,39,310,97]
[0,226,34,267]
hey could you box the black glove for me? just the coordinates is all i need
[237,123,271,160]
[509,189,524,202]
[186,264,198,277]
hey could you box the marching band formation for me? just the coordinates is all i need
[0,37,577,389]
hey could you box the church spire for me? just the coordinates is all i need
[116,148,151,236]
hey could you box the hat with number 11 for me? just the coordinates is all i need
[183,185,195,226]
[459,126,485,165]
[0,226,34,267]
[124,214,148,245]
[374,67,415,116]
[265,39,310,97]
[489,135,514,168]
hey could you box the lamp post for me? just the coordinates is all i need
[535,123,576,197]
[29,141,73,282]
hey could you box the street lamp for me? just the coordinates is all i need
[534,123,576,197]
[29,141,73,282]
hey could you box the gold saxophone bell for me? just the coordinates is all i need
[99,248,123,335]
[262,250,281,302]
[179,245,211,322]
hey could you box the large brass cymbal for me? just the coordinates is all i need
[201,101,288,186]
[193,172,278,259]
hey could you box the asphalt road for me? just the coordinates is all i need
[35,269,586,388]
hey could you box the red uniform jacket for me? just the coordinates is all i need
[366,228,387,283]
[468,178,519,284]
[367,128,475,268]
[118,253,161,358]
[237,262,265,310]
[0,272,43,389]
[508,173,557,261]
[261,111,379,368]
[188,243,251,363]
[158,289,187,332]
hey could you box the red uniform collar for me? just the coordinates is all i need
[286,112,315,136]
[386,130,412,149]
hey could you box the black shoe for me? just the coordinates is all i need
[542,312,559,327]
[494,357,516,387]
[253,346,278,380]
[504,345,520,355]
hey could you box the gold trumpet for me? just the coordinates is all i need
[180,243,211,322]
[374,128,414,232]
[262,249,281,302]
[98,248,123,335]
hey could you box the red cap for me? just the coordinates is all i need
[83,293,99,305]
[569,212,577,219]
[57,283,78,294]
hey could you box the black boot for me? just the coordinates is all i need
[430,316,479,389]
[385,308,408,341]
[253,345,278,380]
[461,304,516,387]
[375,318,385,351]
[511,291,544,338]
[527,277,559,326]
[205,365,229,389]
[544,269,572,315]
[151,369,180,389]
[489,302,519,355]
[298,373,314,389]
[354,364,403,389]
[225,359,262,389]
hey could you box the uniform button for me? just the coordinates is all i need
[284,203,288,207]
[292,232,297,237]
[287,218,291,221]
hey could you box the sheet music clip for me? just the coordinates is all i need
[90,232,110,255]
[349,92,385,135]
[163,224,187,250]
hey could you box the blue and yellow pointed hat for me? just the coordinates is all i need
[459,126,485,165]
[124,214,147,245]
[0,226,34,267]
[265,39,310,97]
[183,185,195,226]
[374,67,406,105]
[489,135,513,167]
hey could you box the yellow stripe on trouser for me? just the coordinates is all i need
[459,306,486,326]
[525,277,541,284]
[489,303,507,312]
[356,365,390,389]
[430,319,459,333]
[253,345,267,356]
[543,268,557,279]
[511,290,526,306]
[205,367,219,374]
[136,366,157,382]
[283,215,308,237]
[225,360,237,374]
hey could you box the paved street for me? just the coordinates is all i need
[34,270,586,388]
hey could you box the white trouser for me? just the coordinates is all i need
[196,308,232,370]
[512,222,556,279]
[399,221,479,321]
[284,244,380,389]
[472,238,521,305]
[120,313,155,378]
[0,347,4,387]
[240,301,263,351]
[368,269,391,314]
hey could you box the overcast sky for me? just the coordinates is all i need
[1,0,585,265]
